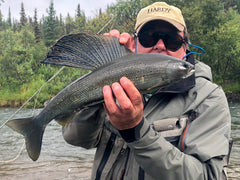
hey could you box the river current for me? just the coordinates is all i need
[0,103,239,179]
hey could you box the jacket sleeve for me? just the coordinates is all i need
[62,104,106,149]
[122,85,231,180]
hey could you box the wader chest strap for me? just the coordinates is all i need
[95,133,116,180]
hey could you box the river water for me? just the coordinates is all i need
[0,103,239,180]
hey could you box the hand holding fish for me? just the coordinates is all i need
[103,77,143,130]
[104,29,135,52]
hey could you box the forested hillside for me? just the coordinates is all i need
[0,0,240,107]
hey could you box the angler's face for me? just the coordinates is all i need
[136,20,187,60]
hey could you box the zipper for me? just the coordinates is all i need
[120,147,130,180]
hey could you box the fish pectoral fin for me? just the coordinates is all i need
[6,117,44,161]
[147,84,160,91]
[54,113,76,127]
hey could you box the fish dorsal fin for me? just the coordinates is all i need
[42,33,133,70]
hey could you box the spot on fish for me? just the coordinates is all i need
[141,76,145,84]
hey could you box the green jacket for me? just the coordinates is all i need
[63,60,231,180]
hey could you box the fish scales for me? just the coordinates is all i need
[47,54,190,116]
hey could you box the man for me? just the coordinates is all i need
[63,2,231,179]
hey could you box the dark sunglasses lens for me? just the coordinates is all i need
[138,31,157,47]
[166,34,184,51]
[138,31,184,51]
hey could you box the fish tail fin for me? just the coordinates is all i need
[6,117,44,161]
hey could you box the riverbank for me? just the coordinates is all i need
[1,93,240,108]
[226,93,240,103]
[0,100,24,108]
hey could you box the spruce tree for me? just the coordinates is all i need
[76,4,81,17]
[0,10,3,28]
[12,18,17,32]
[66,13,74,34]
[7,7,12,27]
[20,2,27,29]
[34,8,41,42]
[75,4,86,32]
[59,14,66,36]
[42,0,60,47]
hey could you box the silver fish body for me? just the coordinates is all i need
[55,53,192,110]
[6,33,194,161]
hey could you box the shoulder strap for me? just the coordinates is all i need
[95,132,116,180]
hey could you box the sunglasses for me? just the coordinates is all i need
[137,30,186,52]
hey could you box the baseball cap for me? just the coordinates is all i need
[135,2,186,32]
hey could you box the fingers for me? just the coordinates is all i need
[103,29,120,38]
[119,33,135,52]
[119,77,143,107]
[103,82,132,116]
[119,33,131,44]
[104,30,135,52]
[102,85,119,114]
[111,81,133,112]
[103,77,142,112]
[102,77,143,130]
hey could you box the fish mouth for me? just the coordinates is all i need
[179,63,195,78]
[185,67,195,78]
[187,69,195,77]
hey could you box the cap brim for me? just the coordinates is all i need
[136,17,185,33]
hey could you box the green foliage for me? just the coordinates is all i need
[20,2,27,29]
[33,9,41,43]
[65,13,75,34]
[75,4,86,33]
[0,28,47,87]
[223,82,240,94]
[204,9,240,83]
[85,12,113,33]
[42,1,61,47]
[0,0,240,107]
[108,0,145,32]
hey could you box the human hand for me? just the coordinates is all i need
[103,29,135,52]
[102,77,143,130]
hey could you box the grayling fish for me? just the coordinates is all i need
[6,33,194,161]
